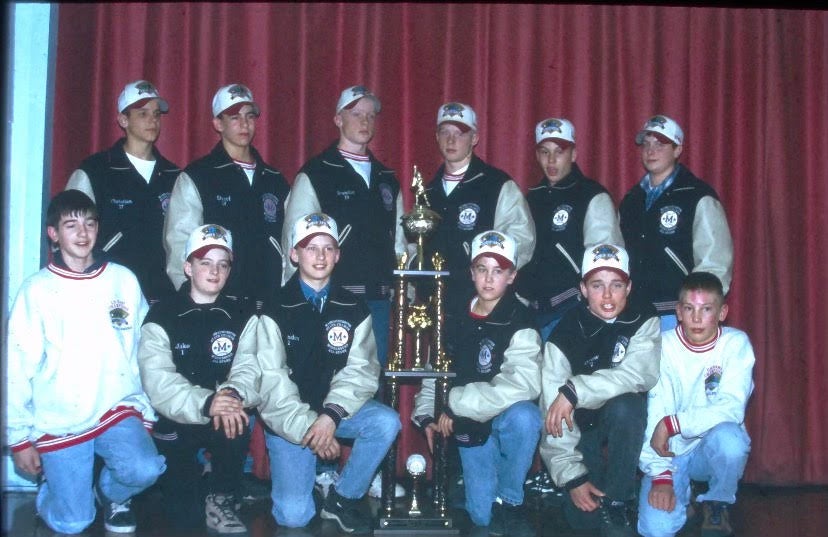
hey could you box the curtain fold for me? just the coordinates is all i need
[50,3,828,485]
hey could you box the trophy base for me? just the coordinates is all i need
[376,513,459,535]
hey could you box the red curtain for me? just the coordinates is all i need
[50,3,828,485]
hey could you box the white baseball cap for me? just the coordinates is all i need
[212,83,260,117]
[535,117,575,147]
[437,102,478,132]
[291,212,339,248]
[581,244,630,281]
[470,230,517,270]
[185,224,233,261]
[117,80,169,114]
[336,85,381,114]
[635,115,684,146]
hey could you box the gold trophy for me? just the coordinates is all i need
[406,305,433,370]
[401,166,441,270]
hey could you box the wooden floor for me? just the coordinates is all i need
[4,480,827,536]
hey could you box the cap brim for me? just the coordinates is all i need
[537,137,574,149]
[295,232,339,249]
[188,244,233,260]
[583,267,629,282]
[636,130,674,146]
[338,94,381,114]
[438,120,473,133]
[218,101,260,117]
[472,253,515,270]
[121,97,169,114]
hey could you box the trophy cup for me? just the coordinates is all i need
[405,454,427,517]
[401,166,441,270]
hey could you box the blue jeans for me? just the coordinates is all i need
[458,401,542,526]
[637,422,751,537]
[265,400,400,527]
[367,299,391,367]
[37,416,166,534]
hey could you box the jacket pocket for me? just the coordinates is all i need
[664,246,689,276]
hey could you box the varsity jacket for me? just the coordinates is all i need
[164,142,289,303]
[137,284,258,432]
[423,154,536,302]
[412,291,542,446]
[516,164,623,313]
[66,138,181,302]
[6,259,154,453]
[222,274,380,445]
[639,326,755,485]
[281,142,408,298]
[619,164,733,313]
[539,299,660,490]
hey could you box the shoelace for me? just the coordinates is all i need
[108,499,131,517]
[214,496,240,519]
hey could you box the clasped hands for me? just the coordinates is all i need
[208,389,249,439]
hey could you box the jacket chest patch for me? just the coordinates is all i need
[325,320,352,354]
[216,194,232,207]
[552,204,572,231]
[379,183,394,211]
[477,338,495,374]
[109,300,132,330]
[211,330,236,363]
[611,336,630,367]
[659,205,682,234]
[337,189,356,201]
[705,365,722,397]
[458,203,480,230]
[159,192,171,215]
[262,193,281,223]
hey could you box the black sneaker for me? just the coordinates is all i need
[492,501,535,537]
[598,497,635,537]
[94,484,137,534]
[701,501,734,537]
[524,469,556,495]
[320,488,372,534]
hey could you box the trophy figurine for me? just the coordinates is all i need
[406,304,433,369]
[405,454,427,517]
[401,165,441,270]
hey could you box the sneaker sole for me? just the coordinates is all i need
[319,508,370,535]
[103,523,137,533]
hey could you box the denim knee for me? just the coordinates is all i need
[272,492,315,528]
[704,422,750,461]
[499,401,542,435]
[112,453,166,489]
[368,404,402,442]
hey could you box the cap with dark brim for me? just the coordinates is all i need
[218,102,260,117]
[537,137,574,149]
[583,267,629,282]
[188,244,233,261]
[295,232,339,249]
[472,253,514,270]
[122,97,169,114]
[636,130,675,146]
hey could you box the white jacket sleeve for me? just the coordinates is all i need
[494,180,536,269]
[692,196,734,295]
[65,169,96,202]
[164,172,203,291]
[5,282,43,447]
[281,173,322,285]
[583,192,624,248]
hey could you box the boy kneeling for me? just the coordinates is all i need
[7,190,165,535]
[638,272,754,537]
[138,224,257,533]
[540,244,660,537]
[413,230,543,537]
[223,213,401,534]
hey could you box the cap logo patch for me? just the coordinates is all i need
[591,244,621,264]
[541,119,563,135]
[200,225,230,245]
[135,81,157,95]
[304,213,332,231]
[350,86,369,98]
[478,232,505,250]
[441,102,466,119]
[645,115,668,129]
[227,84,252,101]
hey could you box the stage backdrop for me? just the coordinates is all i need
[50,3,827,485]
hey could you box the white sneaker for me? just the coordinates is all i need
[368,471,406,499]
[205,493,247,534]
[314,470,339,499]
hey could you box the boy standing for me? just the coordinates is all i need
[6,190,165,535]
[138,224,258,534]
[66,80,180,304]
[223,213,401,534]
[413,230,543,537]
[638,272,754,537]
[164,83,289,307]
[540,244,660,537]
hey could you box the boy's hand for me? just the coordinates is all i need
[12,446,42,477]
[424,423,439,454]
[545,393,574,437]
[302,414,339,459]
[436,414,454,437]
[209,390,248,439]
[569,481,604,511]
[648,483,676,512]
[650,420,676,458]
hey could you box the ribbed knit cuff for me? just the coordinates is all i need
[662,415,681,436]
[653,470,674,486]
[322,404,347,427]
[559,380,578,407]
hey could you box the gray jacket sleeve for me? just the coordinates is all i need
[493,180,536,269]
[692,196,734,295]
[448,328,542,423]
[583,192,624,248]
[281,173,322,285]
[163,172,203,291]
[137,322,212,425]
[65,169,96,202]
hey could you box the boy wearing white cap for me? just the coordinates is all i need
[540,244,660,537]
[138,223,258,533]
[422,102,535,311]
[282,85,406,367]
[517,117,624,343]
[223,213,400,534]
[7,190,165,535]
[164,83,289,307]
[619,115,733,331]
[66,79,181,304]
[413,230,542,537]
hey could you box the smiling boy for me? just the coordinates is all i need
[540,244,660,537]
[638,272,754,537]
[6,190,165,535]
